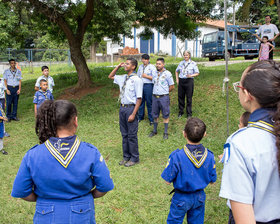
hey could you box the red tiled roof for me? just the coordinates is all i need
[203,19,233,29]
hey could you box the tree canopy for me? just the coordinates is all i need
[1,0,217,89]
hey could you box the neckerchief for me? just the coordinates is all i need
[39,90,48,99]
[182,60,191,77]
[183,144,208,168]
[156,69,166,85]
[118,72,136,102]
[10,68,17,79]
[45,135,80,168]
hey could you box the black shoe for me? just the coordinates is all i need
[7,118,11,122]
[4,132,10,137]
[1,150,8,155]
[124,161,139,167]
[178,113,183,118]
[119,160,129,166]
[149,131,157,137]
[12,117,20,121]
[163,133,168,140]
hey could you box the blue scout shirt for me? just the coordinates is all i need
[35,75,55,93]
[33,90,54,109]
[152,70,174,95]
[162,144,216,193]
[12,135,114,199]
[176,60,199,79]
[3,68,22,86]
[220,108,280,222]
[114,74,143,104]
[0,102,4,138]
[137,63,157,84]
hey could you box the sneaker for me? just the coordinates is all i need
[124,161,139,167]
[178,113,183,118]
[4,132,10,137]
[163,133,168,140]
[148,131,157,137]
[119,160,129,166]
[12,117,20,121]
[1,150,8,155]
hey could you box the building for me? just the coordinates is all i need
[106,20,233,58]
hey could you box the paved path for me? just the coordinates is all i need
[197,60,257,67]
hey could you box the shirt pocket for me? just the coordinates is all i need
[33,203,54,224]
[70,202,92,224]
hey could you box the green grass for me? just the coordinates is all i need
[0,61,254,223]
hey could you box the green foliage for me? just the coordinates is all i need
[0,61,254,223]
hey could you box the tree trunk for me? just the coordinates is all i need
[69,42,93,89]
[90,42,98,63]
[276,0,280,26]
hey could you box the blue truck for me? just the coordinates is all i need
[201,25,260,61]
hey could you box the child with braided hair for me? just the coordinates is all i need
[220,60,280,223]
[12,100,114,224]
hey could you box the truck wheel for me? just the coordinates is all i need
[209,57,215,61]
[244,56,254,60]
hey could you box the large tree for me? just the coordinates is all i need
[3,0,217,89]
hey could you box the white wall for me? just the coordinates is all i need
[106,25,219,58]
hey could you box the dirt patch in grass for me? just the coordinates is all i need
[58,85,104,100]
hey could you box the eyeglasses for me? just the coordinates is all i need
[233,82,246,92]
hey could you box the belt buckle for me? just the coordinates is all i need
[13,86,15,88]
[121,104,124,107]
[156,95,160,98]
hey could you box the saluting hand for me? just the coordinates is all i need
[118,62,125,68]
[128,114,135,122]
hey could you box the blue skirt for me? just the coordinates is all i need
[34,193,95,224]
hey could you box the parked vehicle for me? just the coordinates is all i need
[202,25,259,61]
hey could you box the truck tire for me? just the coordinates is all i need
[209,57,215,61]
[244,56,254,60]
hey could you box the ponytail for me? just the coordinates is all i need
[274,102,280,174]
[35,100,57,144]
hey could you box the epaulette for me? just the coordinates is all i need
[27,144,39,152]
[207,149,214,155]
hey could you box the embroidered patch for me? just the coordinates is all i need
[184,146,208,168]
[165,158,170,168]
[222,143,230,164]
[100,155,104,162]
[45,137,81,168]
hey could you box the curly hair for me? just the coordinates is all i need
[35,100,77,144]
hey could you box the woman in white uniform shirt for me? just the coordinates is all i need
[220,60,280,224]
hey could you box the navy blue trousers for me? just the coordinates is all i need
[119,106,139,162]
[138,83,153,122]
[6,86,19,119]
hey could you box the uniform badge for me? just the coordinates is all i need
[100,155,104,162]
[165,158,170,168]
[222,143,230,164]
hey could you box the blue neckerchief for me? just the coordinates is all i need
[49,135,77,157]
[248,108,276,125]
[186,144,205,160]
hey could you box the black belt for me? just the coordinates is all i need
[121,104,135,108]
[257,220,280,224]
[153,94,169,98]
[169,188,202,195]
[7,85,19,88]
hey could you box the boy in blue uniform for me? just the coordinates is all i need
[33,79,54,117]
[161,117,217,224]
[149,58,174,139]
[108,58,143,167]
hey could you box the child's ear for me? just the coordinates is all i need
[204,131,207,137]
[183,130,187,138]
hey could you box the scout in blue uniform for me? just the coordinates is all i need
[33,79,54,117]
[3,59,22,122]
[137,54,157,125]
[11,100,114,224]
[0,78,10,137]
[161,117,216,224]
[149,58,174,139]
[175,50,199,118]
[0,102,8,155]
[220,61,280,223]
[108,58,143,167]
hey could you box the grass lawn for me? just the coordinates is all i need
[0,61,254,223]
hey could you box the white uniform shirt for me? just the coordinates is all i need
[257,24,279,40]
[35,75,55,93]
[0,79,6,99]
[220,108,280,222]
[152,70,174,95]
[114,74,143,105]
[137,63,157,84]
[176,60,199,79]
[3,68,22,86]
